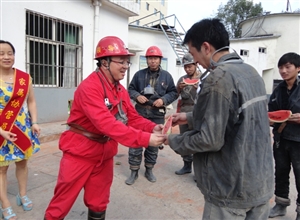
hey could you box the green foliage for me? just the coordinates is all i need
[215,0,263,38]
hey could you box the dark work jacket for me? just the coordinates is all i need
[169,53,274,209]
[177,73,200,112]
[128,67,178,119]
[268,76,300,142]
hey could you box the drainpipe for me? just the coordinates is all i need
[93,0,101,67]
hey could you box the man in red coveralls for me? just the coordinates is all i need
[44,36,166,220]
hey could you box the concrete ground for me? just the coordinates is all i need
[4,121,298,220]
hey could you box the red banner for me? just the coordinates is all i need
[0,69,32,152]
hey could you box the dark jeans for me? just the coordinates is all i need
[273,137,300,204]
[128,117,164,167]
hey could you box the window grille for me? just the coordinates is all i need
[25,10,83,88]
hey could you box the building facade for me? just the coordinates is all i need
[230,13,300,94]
[1,0,139,123]
[129,0,168,26]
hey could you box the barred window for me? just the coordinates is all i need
[26,10,83,88]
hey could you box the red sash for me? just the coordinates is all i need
[0,69,32,152]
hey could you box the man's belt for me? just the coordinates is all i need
[67,123,110,143]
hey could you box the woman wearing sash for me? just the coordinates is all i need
[0,40,41,220]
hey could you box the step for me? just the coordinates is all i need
[38,121,67,143]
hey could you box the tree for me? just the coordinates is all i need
[215,0,263,38]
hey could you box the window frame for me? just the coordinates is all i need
[240,49,249,57]
[258,47,267,54]
[25,10,83,88]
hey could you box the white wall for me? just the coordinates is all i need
[0,0,133,80]
[240,13,300,83]
[1,0,93,75]
[230,38,279,94]
[242,14,300,56]
[0,0,136,123]
[232,13,300,94]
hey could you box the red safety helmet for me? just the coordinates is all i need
[145,46,163,57]
[95,36,134,59]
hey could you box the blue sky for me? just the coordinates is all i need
[168,0,300,30]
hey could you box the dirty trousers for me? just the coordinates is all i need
[44,153,113,220]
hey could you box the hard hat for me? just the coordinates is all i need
[182,53,195,66]
[95,36,134,59]
[145,46,163,57]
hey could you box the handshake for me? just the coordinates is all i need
[149,113,187,147]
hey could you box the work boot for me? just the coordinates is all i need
[269,196,290,218]
[125,169,139,185]
[88,209,105,220]
[175,161,192,175]
[145,165,156,182]
[269,204,287,217]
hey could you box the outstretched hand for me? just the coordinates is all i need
[153,124,164,134]
[149,133,166,147]
[172,113,188,126]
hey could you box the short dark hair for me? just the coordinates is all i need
[278,52,300,68]
[0,40,15,54]
[183,18,229,52]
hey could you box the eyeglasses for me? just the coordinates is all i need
[110,60,132,67]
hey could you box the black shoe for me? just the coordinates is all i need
[175,161,192,175]
[145,167,156,182]
[88,210,105,220]
[269,204,287,218]
[125,170,139,185]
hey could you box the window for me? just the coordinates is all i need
[136,20,140,25]
[135,0,141,9]
[160,13,164,19]
[26,10,83,88]
[161,0,165,6]
[154,8,157,15]
[146,3,149,10]
[240,49,249,57]
[259,47,267,53]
